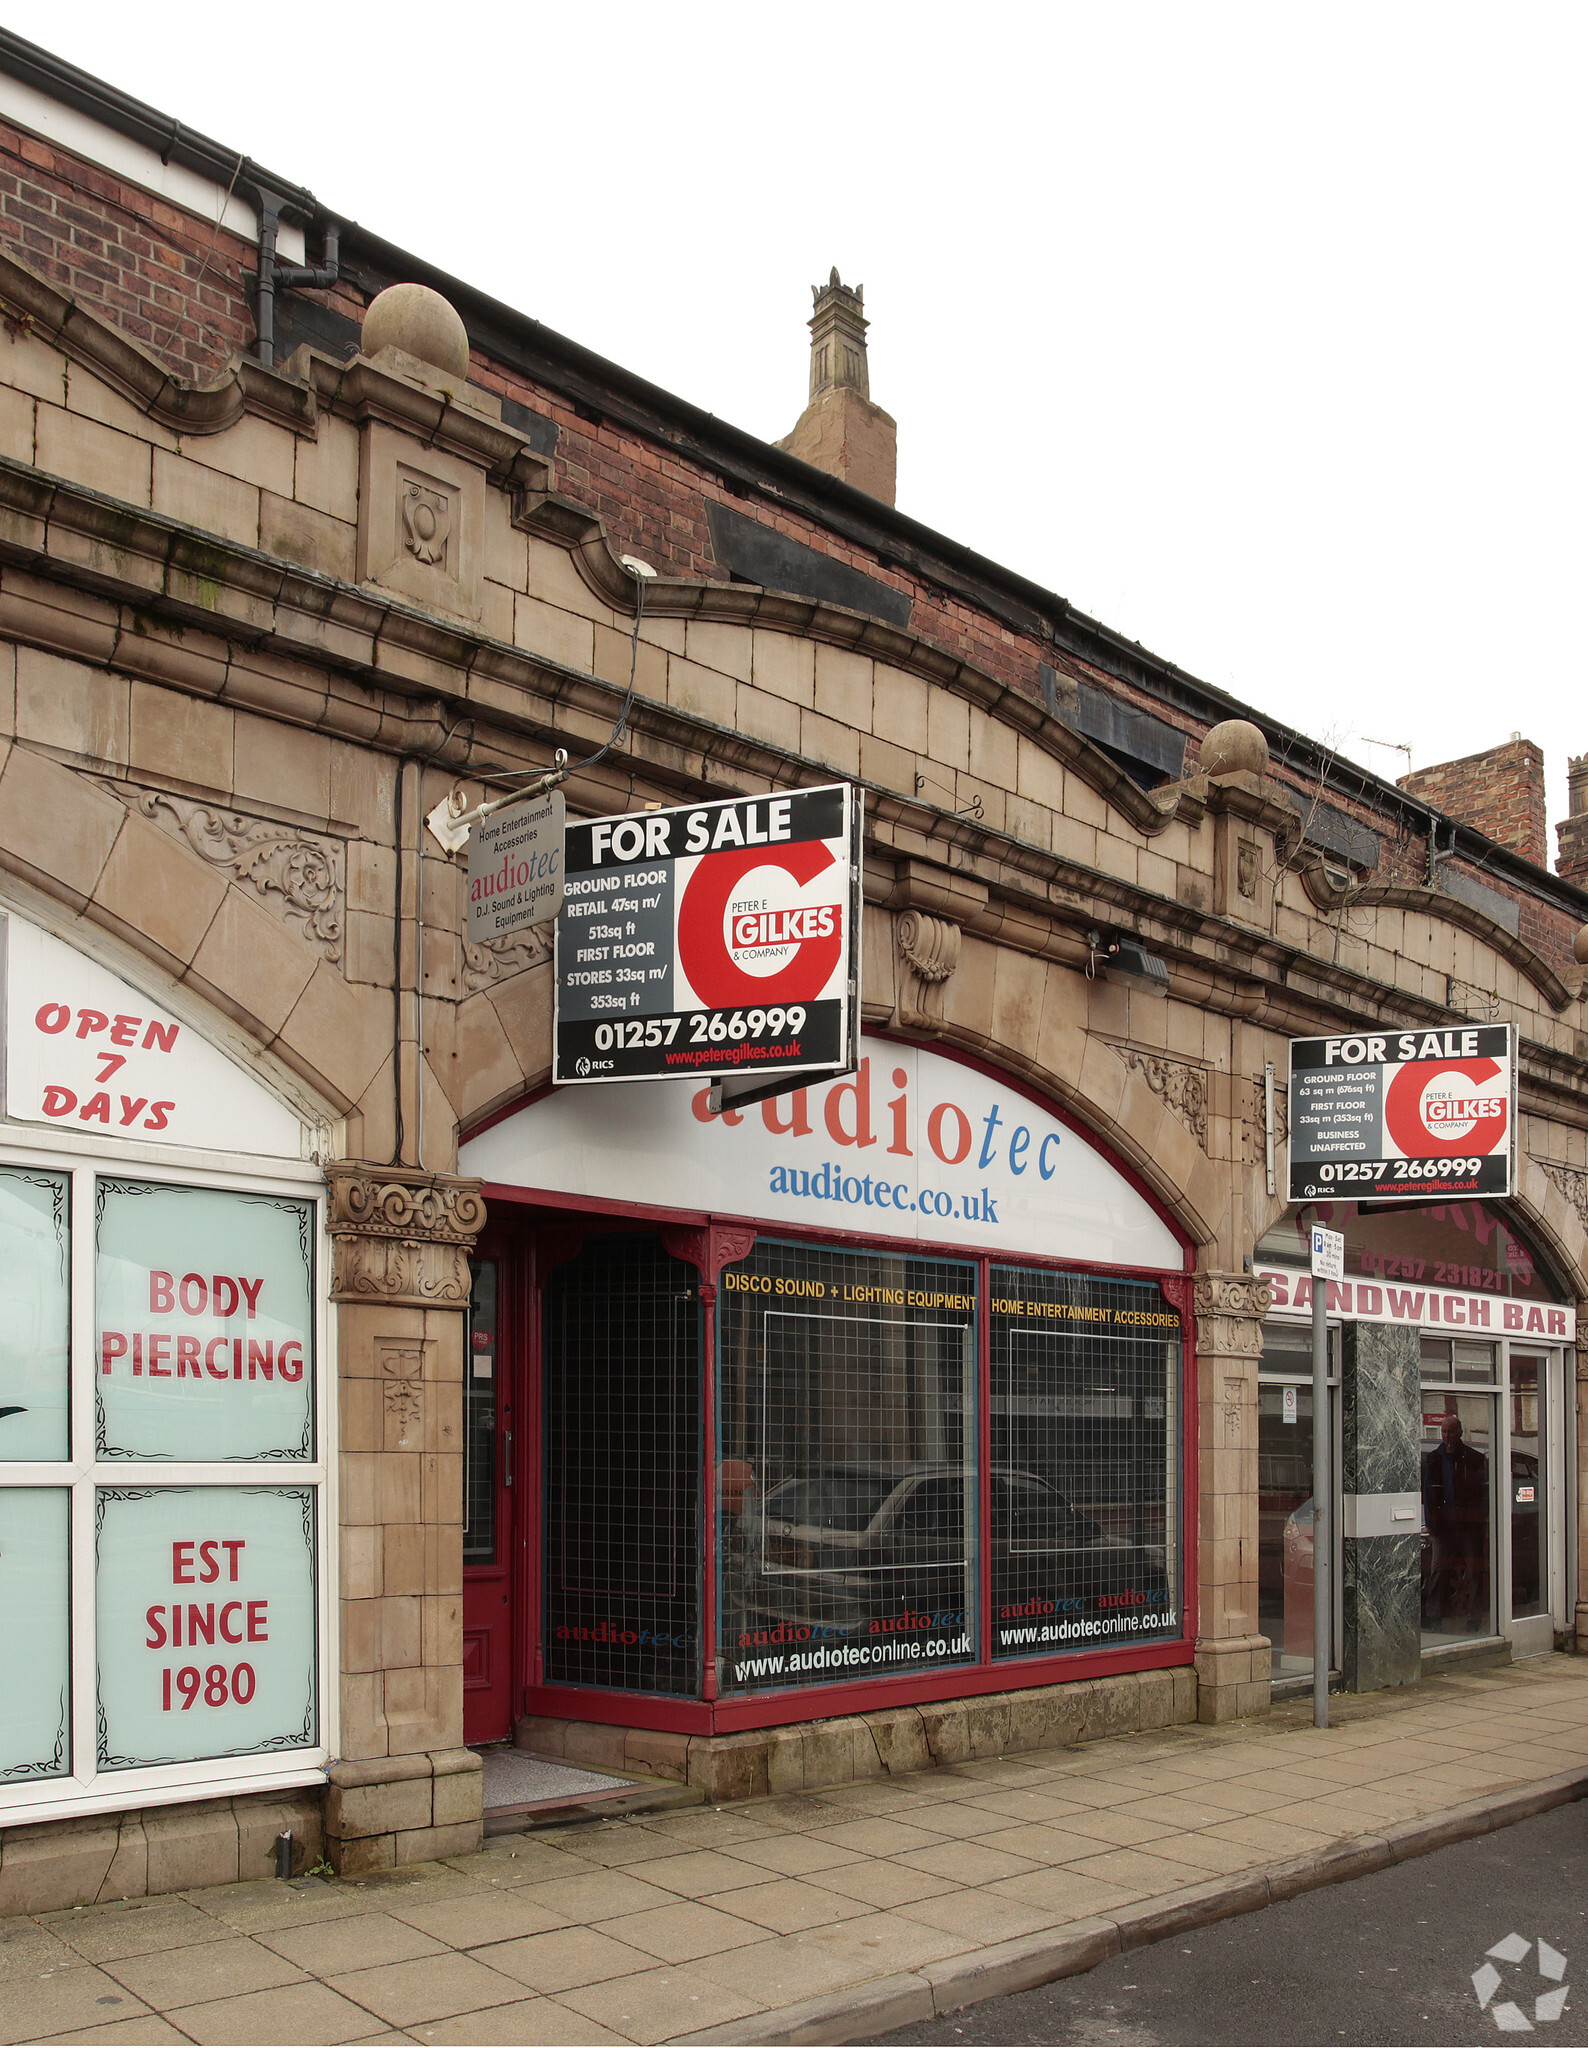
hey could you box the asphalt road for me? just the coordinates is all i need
[867,1801,1588,2047]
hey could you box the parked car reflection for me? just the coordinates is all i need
[729,1463,1166,1630]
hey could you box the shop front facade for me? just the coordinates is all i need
[4,36,1588,1907]
[1255,1199,1579,1694]
[455,1041,1198,1785]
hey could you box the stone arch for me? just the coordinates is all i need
[0,749,370,1130]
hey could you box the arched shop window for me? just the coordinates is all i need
[0,910,329,1817]
[1257,1199,1563,1313]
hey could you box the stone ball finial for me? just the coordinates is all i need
[1200,718,1270,778]
[1573,925,1588,967]
[360,282,470,378]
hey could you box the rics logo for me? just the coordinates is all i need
[1472,1933,1569,2032]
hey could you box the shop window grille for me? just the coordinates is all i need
[542,1236,701,1695]
[718,1239,976,1694]
[463,1259,497,1567]
[989,1266,1181,1657]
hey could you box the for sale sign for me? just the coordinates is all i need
[555,784,860,1085]
[1288,1025,1515,1203]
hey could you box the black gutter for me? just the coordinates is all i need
[4,28,1585,926]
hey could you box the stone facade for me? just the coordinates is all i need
[0,48,1586,1908]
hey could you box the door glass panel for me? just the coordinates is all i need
[1420,1392,1494,1644]
[1258,1383,1317,1678]
[464,1260,497,1567]
[1509,1354,1546,1619]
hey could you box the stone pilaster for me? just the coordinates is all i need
[1339,1322,1421,1691]
[1575,1304,1588,1654]
[324,1163,486,1869]
[1192,1273,1272,1722]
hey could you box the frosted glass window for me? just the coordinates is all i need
[0,1168,69,1462]
[96,1486,317,1769]
[0,1489,69,1778]
[96,1183,313,1461]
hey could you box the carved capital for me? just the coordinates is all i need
[1193,1272,1273,1361]
[894,910,961,1033]
[326,1163,486,1307]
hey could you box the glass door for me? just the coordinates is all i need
[1258,1322,1337,1682]
[1419,1340,1497,1649]
[462,1256,516,1743]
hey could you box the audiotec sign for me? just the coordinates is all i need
[463,1037,1184,1269]
[1289,1025,1516,1202]
[554,783,860,1085]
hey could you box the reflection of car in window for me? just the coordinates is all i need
[734,1463,1168,1631]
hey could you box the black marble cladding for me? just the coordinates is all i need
[1341,1322,1422,1690]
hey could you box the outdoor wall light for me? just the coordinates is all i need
[1088,929,1171,996]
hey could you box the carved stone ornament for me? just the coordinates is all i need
[1193,1272,1273,1362]
[1539,1161,1588,1237]
[1237,840,1260,900]
[894,910,961,1032]
[96,780,344,960]
[325,1163,486,1307]
[401,477,452,568]
[377,1337,430,1445]
[461,923,553,993]
[1114,1047,1209,1148]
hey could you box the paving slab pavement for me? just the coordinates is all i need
[6,1656,1588,2047]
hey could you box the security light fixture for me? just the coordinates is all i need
[1090,929,1170,996]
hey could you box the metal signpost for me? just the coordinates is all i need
[1288,1025,1516,1203]
[553,782,861,1092]
[1309,1222,1343,1729]
[466,786,567,944]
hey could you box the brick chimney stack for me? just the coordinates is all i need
[1399,736,1547,867]
[1555,752,1588,886]
[775,269,897,504]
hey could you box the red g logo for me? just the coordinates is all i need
[1384,1056,1508,1158]
[677,843,843,1007]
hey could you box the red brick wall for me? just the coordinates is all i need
[1400,739,1547,868]
[0,125,256,377]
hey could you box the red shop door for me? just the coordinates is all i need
[462,1253,517,1743]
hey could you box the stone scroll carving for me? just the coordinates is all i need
[97,779,344,961]
[1114,1047,1209,1148]
[894,911,961,1032]
[461,923,553,992]
[325,1163,486,1307]
[1541,1161,1588,1238]
[377,1337,430,1445]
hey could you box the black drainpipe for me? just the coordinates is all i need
[255,188,341,367]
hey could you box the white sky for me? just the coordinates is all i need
[33,4,1588,844]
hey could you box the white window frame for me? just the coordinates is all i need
[0,1120,336,1828]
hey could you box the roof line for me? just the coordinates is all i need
[3,27,1585,924]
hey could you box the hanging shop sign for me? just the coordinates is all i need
[467,787,565,944]
[554,784,860,1087]
[464,1036,1184,1270]
[2,914,307,1157]
[1288,1025,1515,1203]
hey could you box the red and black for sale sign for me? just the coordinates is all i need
[1288,1024,1516,1202]
[554,784,860,1085]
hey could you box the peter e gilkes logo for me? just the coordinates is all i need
[1473,1932,1569,2032]
[677,842,844,1010]
[1386,1055,1510,1160]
